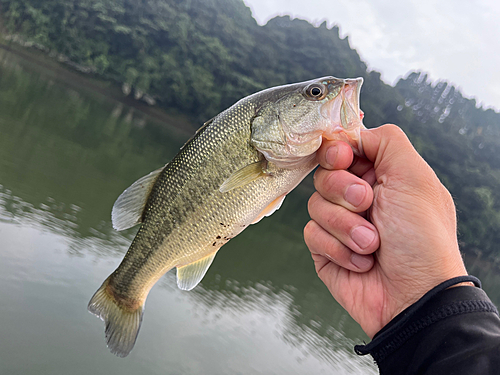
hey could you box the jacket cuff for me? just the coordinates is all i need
[354,276,498,367]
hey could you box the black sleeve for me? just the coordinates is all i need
[354,276,500,375]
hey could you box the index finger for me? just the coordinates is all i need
[318,139,375,184]
[316,140,354,171]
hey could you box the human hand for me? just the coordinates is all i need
[304,124,469,338]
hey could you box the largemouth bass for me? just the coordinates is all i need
[88,76,365,357]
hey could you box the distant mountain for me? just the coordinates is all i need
[1,0,500,260]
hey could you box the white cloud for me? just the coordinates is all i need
[243,0,500,110]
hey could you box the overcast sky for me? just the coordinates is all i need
[243,0,500,111]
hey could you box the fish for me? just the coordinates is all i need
[88,76,365,357]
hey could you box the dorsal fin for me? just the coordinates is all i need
[176,252,218,291]
[111,167,163,231]
[111,116,221,232]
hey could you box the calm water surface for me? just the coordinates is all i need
[0,48,377,374]
[2,47,499,374]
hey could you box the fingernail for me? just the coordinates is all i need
[351,226,376,249]
[345,184,366,207]
[351,253,372,269]
[326,146,338,167]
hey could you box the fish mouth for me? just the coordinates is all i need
[321,77,365,156]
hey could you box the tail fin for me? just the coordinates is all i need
[87,277,143,357]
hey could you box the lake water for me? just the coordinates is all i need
[2,46,499,375]
[0,47,378,374]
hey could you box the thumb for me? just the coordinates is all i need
[360,124,433,188]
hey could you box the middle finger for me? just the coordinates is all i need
[314,167,374,213]
[308,192,379,255]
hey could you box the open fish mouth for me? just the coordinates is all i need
[321,77,365,156]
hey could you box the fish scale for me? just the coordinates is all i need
[113,104,256,291]
[88,76,365,357]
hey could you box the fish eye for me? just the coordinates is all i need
[305,84,326,99]
[311,87,321,96]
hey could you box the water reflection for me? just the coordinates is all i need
[0,48,376,374]
[0,184,375,374]
[183,278,373,372]
[0,183,130,258]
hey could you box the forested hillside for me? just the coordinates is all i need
[1,0,500,261]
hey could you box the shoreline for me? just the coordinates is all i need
[0,37,197,134]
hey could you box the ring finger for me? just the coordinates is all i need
[304,220,374,272]
[308,192,379,255]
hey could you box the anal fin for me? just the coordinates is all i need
[176,252,218,291]
[251,194,286,224]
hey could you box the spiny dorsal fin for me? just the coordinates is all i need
[219,161,267,193]
[111,167,163,231]
[203,116,216,127]
[176,252,217,291]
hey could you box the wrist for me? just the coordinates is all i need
[354,276,494,374]
[371,276,481,339]
[365,276,478,338]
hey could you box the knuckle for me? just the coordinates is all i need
[308,192,322,214]
[322,171,338,196]
[303,220,315,240]
[382,123,406,138]
[381,124,412,149]
[321,170,349,201]
[325,210,345,229]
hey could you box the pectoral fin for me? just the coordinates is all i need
[176,252,218,291]
[219,161,267,193]
[251,194,286,224]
